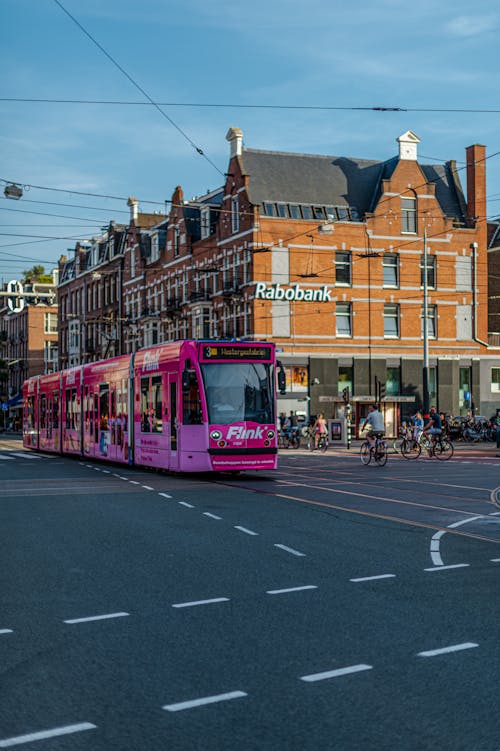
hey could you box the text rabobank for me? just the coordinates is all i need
[254,282,332,302]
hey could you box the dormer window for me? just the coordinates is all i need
[200,208,210,239]
[401,196,417,234]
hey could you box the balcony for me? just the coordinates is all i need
[165,296,183,313]
[189,290,210,303]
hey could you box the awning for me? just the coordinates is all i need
[7,393,22,407]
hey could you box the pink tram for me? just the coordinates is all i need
[23,340,283,473]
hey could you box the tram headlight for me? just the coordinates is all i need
[210,430,222,440]
[217,439,226,447]
[264,439,270,447]
[267,429,275,439]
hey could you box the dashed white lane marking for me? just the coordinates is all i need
[491,558,500,562]
[142,485,154,490]
[267,585,317,595]
[203,512,222,520]
[0,456,14,460]
[418,642,478,658]
[234,526,258,536]
[64,612,129,625]
[159,492,172,499]
[424,563,470,572]
[274,544,305,557]
[163,691,247,712]
[350,574,396,583]
[172,598,229,609]
[0,629,13,635]
[129,480,140,485]
[102,470,111,474]
[301,664,373,682]
[178,501,194,508]
[0,722,97,748]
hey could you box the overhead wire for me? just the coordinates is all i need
[52,0,224,178]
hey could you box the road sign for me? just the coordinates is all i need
[6,280,25,313]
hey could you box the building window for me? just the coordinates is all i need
[338,366,353,396]
[289,205,301,219]
[401,196,417,233]
[336,302,352,336]
[491,368,500,393]
[421,304,437,339]
[420,255,436,289]
[383,253,399,288]
[386,366,401,396]
[200,208,210,239]
[231,195,239,234]
[277,204,289,218]
[44,312,57,334]
[459,366,472,415]
[301,206,314,220]
[384,304,399,338]
[335,251,351,286]
[263,202,277,217]
[173,227,180,257]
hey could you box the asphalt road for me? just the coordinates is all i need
[1,438,500,750]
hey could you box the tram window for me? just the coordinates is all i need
[65,388,76,429]
[183,370,203,425]
[40,395,47,430]
[99,384,109,430]
[141,377,151,432]
[151,375,163,433]
[122,379,128,426]
[27,396,35,429]
[53,392,59,429]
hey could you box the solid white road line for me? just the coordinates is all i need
[301,664,373,682]
[159,492,172,499]
[0,629,13,635]
[178,501,194,508]
[172,598,229,609]
[430,515,487,568]
[418,642,478,657]
[163,691,247,712]
[9,453,41,460]
[234,526,258,536]
[203,512,222,520]
[424,563,470,572]
[267,585,318,595]
[0,722,97,748]
[274,544,305,557]
[350,574,396,583]
[64,612,129,624]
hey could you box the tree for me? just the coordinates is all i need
[22,265,46,282]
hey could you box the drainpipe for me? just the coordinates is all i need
[471,242,488,347]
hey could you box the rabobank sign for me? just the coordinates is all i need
[254,282,332,302]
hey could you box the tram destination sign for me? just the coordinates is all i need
[202,345,272,361]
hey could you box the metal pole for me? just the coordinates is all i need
[422,228,430,414]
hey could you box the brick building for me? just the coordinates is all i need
[0,275,58,423]
[57,128,500,430]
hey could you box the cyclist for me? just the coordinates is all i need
[312,412,327,448]
[411,410,424,443]
[423,406,442,449]
[362,404,385,451]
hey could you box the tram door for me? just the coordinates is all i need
[167,373,179,471]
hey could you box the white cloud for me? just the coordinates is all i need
[445,15,498,37]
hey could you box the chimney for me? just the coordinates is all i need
[226,127,243,158]
[396,130,420,161]
[466,144,486,233]
[127,196,139,222]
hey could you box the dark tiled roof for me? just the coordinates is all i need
[240,148,466,221]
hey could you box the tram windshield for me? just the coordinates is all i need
[200,362,275,425]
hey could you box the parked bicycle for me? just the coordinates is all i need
[278,428,301,449]
[360,434,388,466]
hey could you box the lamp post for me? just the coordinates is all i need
[357,231,381,397]
[422,228,430,414]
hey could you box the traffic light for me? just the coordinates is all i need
[342,386,350,403]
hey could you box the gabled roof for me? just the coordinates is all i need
[239,147,467,221]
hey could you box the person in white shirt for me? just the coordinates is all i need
[362,404,385,450]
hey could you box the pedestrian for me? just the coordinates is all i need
[491,409,500,457]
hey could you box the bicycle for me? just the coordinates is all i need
[308,431,328,452]
[401,431,454,460]
[360,433,388,466]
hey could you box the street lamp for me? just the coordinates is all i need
[422,228,430,415]
[4,183,23,200]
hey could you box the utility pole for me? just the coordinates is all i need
[422,228,430,415]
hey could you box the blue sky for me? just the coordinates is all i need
[1,0,499,280]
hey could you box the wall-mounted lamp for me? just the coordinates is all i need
[312,377,320,385]
[317,222,334,235]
